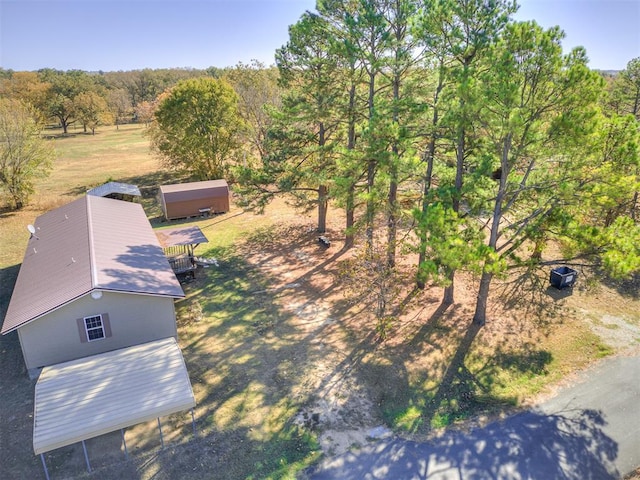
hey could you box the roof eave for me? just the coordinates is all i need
[1,288,185,335]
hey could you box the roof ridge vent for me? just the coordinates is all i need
[85,196,99,288]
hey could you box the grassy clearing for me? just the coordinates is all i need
[0,126,322,479]
[1,124,638,479]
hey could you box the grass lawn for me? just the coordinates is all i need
[1,123,639,479]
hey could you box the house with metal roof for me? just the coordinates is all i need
[1,195,185,376]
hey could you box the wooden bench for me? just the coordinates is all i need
[168,256,197,278]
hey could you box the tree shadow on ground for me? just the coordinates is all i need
[362,298,555,435]
[1,232,325,480]
[310,407,619,479]
[606,272,640,300]
[494,268,570,326]
[0,205,17,219]
[0,264,20,319]
[166,245,324,479]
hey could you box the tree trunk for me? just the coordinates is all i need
[345,83,357,250]
[448,61,470,303]
[443,117,465,305]
[387,38,403,269]
[318,184,328,234]
[366,159,376,255]
[417,140,435,289]
[443,270,454,306]
[317,121,327,234]
[472,271,493,325]
[365,68,376,256]
[387,159,398,268]
[417,63,444,289]
[473,133,511,326]
[345,185,355,249]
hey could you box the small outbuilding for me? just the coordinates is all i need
[159,180,229,220]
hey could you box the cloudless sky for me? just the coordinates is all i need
[0,0,638,72]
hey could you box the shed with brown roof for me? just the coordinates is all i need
[159,179,229,220]
[1,195,185,375]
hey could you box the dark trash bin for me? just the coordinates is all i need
[318,236,331,247]
[550,266,577,289]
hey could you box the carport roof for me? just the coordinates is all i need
[86,182,141,198]
[33,337,196,455]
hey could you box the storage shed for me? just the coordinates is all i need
[159,180,229,220]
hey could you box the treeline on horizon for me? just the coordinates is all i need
[0,62,276,132]
[0,60,628,135]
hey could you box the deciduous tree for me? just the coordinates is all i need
[107,88,132,129]
[149,77,244,180]
[134,100,155,126]
[223,60,282,162]
[0,71,51,122]
[39,69,97,133]
[74,91,111,134]
[0,99,55,209]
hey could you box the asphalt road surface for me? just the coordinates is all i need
[310,354,640,479]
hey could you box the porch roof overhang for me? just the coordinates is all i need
[155,226,209,248]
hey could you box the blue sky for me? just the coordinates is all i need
[0,0,638,72]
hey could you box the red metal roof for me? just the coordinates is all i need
[159,179,228,202]
[1,196,184,334]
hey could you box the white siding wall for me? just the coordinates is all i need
[18,291,178,370]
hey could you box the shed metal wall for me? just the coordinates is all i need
[159,180,229,220]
